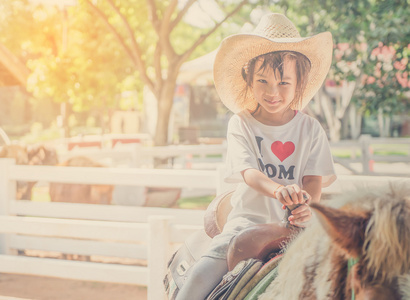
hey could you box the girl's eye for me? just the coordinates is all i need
[279,82,289,85]
[257,79,267,83]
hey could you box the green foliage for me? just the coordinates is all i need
[2,0,409,140]
[356,0,410,116]
[274,0,410,118]
[26,2,142,112]
[20,122,61,144]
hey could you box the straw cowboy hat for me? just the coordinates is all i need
[213,13,333,113]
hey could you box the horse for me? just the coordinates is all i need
[247,181,410,300]
[197,181,410,300]
[0,144,113,204]
[0,144,58,200]
[49,156,114,205]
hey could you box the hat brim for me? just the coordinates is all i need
[213,32,333,113]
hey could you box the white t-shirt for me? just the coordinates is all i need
[224,109,336,223]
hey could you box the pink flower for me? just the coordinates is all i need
[396,73,409,88]
[367,76,376,84]
[394,61,406,71]
[326,79,337,87]
[381,46,396,58]
[337,43,350,52]
[371,48,380,56]
[371,45,396,61]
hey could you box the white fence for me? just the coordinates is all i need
[0,158,217,300]
[58,143,227,169]
[0,158,406,299]
[56,136,410,175]
[331,135,410,175]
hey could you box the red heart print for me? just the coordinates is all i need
[271,141,295,162]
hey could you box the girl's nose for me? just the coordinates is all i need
[266,84,279,96]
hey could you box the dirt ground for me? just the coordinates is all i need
[0,273,147,300]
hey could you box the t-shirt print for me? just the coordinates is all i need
[256,135,296,180]
[271,141,295,162]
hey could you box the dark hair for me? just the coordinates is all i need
[241,51,311,112]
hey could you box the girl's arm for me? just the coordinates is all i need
[241,168,305,205]
[302,175,322,203]
[241,168,280,197]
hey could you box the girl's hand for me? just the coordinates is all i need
[285,202,313,226]
[274,184,309,206]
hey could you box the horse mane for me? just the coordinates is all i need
[259,181,410,300]
[361,181,410,283]
[330,181,410,282]
[399,274,410,299]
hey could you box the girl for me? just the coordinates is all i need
[176,13,336,300]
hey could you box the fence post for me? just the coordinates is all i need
[131,143,141,167]
[359,134,373,174]
[148,215,174,300]
[0,158,15,254]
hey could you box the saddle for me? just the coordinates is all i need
[203,189,234,238]
[203,190,302,271]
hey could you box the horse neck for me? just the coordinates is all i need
[260,224,336,299]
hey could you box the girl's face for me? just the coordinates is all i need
[251,58,297,125]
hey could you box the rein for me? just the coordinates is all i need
[347,257,360,300]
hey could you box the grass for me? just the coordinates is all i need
[371,144,409,156]
[331,144,409,158]
[331,149,362,159]
[177,195,215,210]
[373,150,408,156]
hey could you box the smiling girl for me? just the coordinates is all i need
[176,13,336,300]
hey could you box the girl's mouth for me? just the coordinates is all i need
[264,99,280,105]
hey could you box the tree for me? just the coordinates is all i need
[1,0,265,141]
[274,0,410,140]
[83,0,259,146]
[354,2,410,136]
[26,4,140,136]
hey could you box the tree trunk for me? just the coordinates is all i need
[328,119,341,141]
[312,81,356,142]
[316,86,341,141]
[348,105,362,139]
[377,109,391,137]
[154,77,178,146]
[60,102,71,139]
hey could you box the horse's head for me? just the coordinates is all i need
[27,145,59,166]
[311,181,410,299]
[0,144,29,164]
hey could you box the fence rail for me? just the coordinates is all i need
[0,158,407,299]
[0,158,208,300]
[331,135,410,175]
[55,135,410,175]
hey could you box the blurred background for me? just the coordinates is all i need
[0,0,409,147]
[0,0,409,299]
